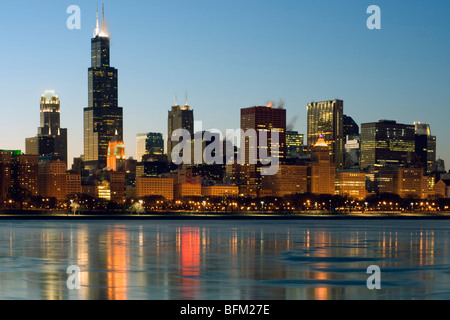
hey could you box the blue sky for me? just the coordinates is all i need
[0,0,449,167]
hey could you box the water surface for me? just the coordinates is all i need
[0,219,449,300]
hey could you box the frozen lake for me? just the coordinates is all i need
[0,219,449,300]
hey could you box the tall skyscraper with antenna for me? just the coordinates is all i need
[84,5,123,170]
[167,96,194,162]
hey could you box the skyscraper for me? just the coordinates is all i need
[307,100,344,170]
[84,7,123,170]
[107,133,126,172]
[310,135,336,195]
[136,132,164,162]
[25,90,68,164]
[286,131,304,159]
[414,122,436,174]
[240,105,286,195]
[343,115,359,137]
[360,120,416,170]
[167,98,194,162]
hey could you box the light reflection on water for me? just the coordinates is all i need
[0,220,449,300]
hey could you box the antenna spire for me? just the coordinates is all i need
[94,3,100,37]
[174,94,178,107]
[185,92,189,107]
[102,3,105,23]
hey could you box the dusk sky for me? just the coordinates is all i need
[1,0,449,167]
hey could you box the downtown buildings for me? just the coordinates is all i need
[2,7,450,210]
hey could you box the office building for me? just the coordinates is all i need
[66,173,82,197]
[310,135,336,195]
[335,171,367,200]
[167,98,194,162]
[201,185,239,198]
[435,180,450,198]
[0,151,14,202]
[25,90,68,164]
[360,120,416,170]
[307,100,344,170]
[97,180,111,201]
[106,133,126,172]
[415,122,436,174]
[343,115,359,137]
[110,171,126,204]
[136,177,174,200]
[11,154,39,197]
[393,168,424,198]
[174,183,202,199]
[240,105,286,194]
[286,131,304,159]
[38,159,67,201]
[136,132,164,162]
[1,151,39,203]
[84,7,123,170]
[261,165,308,197]
[344,135,360,168]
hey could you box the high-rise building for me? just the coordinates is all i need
[11,154,39,198]
[360,120,416,170]
[167,98,194,162]
[240,105,286,194]
[26,91,68,164]
[307,100,344,170]
[344,135,360,168]
[0,151,14,203]
[84,7,123,170]
[136,132,164,162]
[310,135,336,195]
[38,159,67,201]
[414,122,436,174]
[286,131,304,159]
[343,115,359,137]
[107,133,126,172]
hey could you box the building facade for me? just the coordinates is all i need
[343,114,359,137]
[38,159,67,201]
[310,135,336,195]
[360,120,416,170]
[136,132,164,162]
[415,122,436,175]
[307,100,344,170]
[84,10,123,170]
[286,131,304,159]
[26,91,68,165]
[335,171,367,200]
[240,105,286,194]
[201,185,239,198]
[136,177,174,200]
[167,100,194,162]
[107,134,126,172]
[261,165,308,197]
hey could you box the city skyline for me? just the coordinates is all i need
[1,1,449,168]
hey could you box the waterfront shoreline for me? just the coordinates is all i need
[1,210,450,220]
